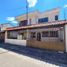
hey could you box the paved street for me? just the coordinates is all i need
[0,48,60,67]
[0,43,67,67]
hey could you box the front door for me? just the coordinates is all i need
[37,32,41,41]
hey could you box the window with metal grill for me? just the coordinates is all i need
[38,17,48,23]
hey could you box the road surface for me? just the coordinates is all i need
[0,48,60,67]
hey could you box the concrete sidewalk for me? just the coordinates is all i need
[0,48,60,67]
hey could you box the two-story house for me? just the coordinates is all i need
[5,8,67,52]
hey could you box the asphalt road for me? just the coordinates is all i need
[0,43,67,67]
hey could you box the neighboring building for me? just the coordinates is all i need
[0,23,13,31]
[0,23,13,43]
[4,8,67,52]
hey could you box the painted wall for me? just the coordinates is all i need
[16,11,39,25]
[38,8,60,22]
[5,39,27,46]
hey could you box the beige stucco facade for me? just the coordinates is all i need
[16,8,60,25]
[4,8,67,52]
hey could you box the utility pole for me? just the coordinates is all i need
[26,0,28,25]
[64,8,66,21]
[26,0,29,40]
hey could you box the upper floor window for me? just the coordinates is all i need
[19,20,27,26]
[31,32,36,38]
[38,17,48,23]
[55,15,58,20]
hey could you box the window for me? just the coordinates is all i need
[55,15,58,20]
[19,20,27,26]
[21,33,26,39]
[31,32,36,38]
[50,31,58,37]
[38,17,48,23]
[42,31,49,37]
[8,31,17,39]
[42,31,58,37]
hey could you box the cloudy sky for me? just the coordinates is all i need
[0,0,67,24]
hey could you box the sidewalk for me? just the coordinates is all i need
[0,48,60,67]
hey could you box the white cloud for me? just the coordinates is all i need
[6,17,15,21]
[6,17,18,24]
[64,5,67,8]
[11,21,18,24]
[27,0,38,8]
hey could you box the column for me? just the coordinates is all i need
[17,35,22,40]
[5,31,8,39]
[64,24,67,52]
[26,29,30,40]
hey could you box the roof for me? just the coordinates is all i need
[0,22,14,27]
[6,20,67,31]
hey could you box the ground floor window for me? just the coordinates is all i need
[21,33,26,39]
[42,31,58,37]
[31,32,36,38]
[42,31,49,37]
[50,31,58,37]
[7,31,18,39]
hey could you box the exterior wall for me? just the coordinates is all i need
[16,11,39,25]
[27,40,65,51]
[5,31,27,46]
[38,8,60,22]
[5,39,27,46]
[58,29,64,41]
[16,8,60,25]
[5,25,65,52]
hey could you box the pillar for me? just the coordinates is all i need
[26,29,30,40]
[64,24,67,52]
[5,31,8,39]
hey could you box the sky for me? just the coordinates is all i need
[0,0,67,25]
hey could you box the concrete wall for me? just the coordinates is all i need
[5,39,27,46]
[27,40,65,51]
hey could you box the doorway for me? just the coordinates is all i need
[37,32,41,41]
